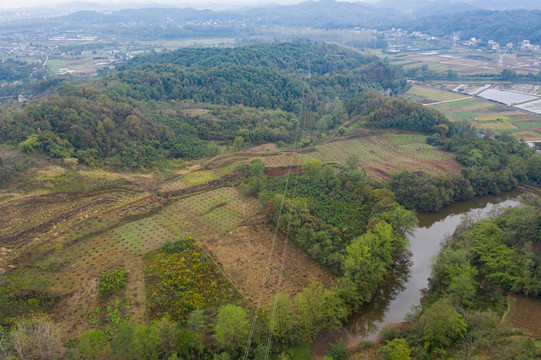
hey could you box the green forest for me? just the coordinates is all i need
[0,41,407,171]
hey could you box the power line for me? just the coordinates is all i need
[264,58,311,360]
[242,56,312,360]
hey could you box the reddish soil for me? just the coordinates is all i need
[264,165,303,178]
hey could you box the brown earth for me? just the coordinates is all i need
[264,165,303,178]
[54,277,100,340]
[200,222,334,307]
[362,156,462,182]
[505,295,541,336]
[123,256,148,325]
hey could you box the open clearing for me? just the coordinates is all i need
[204,223,333,305]
[404,86,466,104]
[46,55,108,74]
[505,295,541,337]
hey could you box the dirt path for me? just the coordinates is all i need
[425,96,472,105]
[200,222,334,306]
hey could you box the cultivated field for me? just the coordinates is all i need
[404,86,468,104]
[0,158,334,338]
[47,55,108,74]
[505,295,541,337]
[406,86,541,139]
[261,130,462,181]
[386,48,541,76]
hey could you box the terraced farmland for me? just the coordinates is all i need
[261,132,462,181]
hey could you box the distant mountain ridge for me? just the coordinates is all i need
[398,9,541,44]
[1,0,541,44]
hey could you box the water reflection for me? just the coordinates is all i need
[346,253,412,338]
[346,189,528,340]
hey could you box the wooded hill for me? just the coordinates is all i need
[0,41,407,171]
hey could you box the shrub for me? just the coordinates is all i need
[214,304,249,354]
[379,338,411,360]
[99,268,127,296]
[329,338,349,360]
[381,325,399,343]
[77,329,109,360]
[419,299,467,354]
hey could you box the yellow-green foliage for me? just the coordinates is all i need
[145,237,233,321]
[21,170,127,193]
[99,268,127,296]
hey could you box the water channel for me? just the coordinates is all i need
[345,189,529,340]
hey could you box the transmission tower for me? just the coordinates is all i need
[498,48,508,68]
[452,32,461,49]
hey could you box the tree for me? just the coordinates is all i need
[152,317,180,358]
[177,328,203,360]
[343,155,360,173]
[379,338,411,360]
[18,133,41,153]
[135,325,161,360]
[111,321,138,360]
[77,329,109,360]
[233,136,245,151]
[11,315,64,360]
[295,281,347,340]
[248,158,266,194]
[321,165,336,186]
[329,338,349,360]
[301,158,323,179]
[419,299,467,354]
[268,294,296,344]
[214,304,249,354]
[185,309,205,332]
[526,154,541,183]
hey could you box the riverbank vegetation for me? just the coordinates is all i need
[368,202,541,359]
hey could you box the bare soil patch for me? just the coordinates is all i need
[123,256,148,325]
[54,277,99,340]
[505,295,541,336]
[200,223,334,306]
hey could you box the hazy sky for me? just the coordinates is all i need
[0,0,378,10]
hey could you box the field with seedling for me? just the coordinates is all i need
[260,131,462,181]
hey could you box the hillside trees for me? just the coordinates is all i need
[262,159,416,313]
[0,41,407,170]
